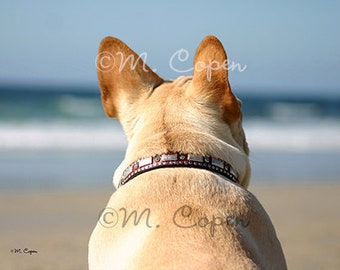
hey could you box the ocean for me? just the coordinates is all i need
[1,85,340,190]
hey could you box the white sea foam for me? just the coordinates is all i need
[0,119,339,152]
[0,121,127,150]
[244,119,340,152]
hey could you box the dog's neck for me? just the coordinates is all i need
[112,125,250,188]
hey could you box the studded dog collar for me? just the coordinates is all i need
[119,152,239,187]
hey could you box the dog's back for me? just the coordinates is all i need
[89,36,287,269]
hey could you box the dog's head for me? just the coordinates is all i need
[96,36,250,186]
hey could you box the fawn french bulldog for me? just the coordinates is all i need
[89,35,286,269]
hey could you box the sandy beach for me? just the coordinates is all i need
[1,182,339,270]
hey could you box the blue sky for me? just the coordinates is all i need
[1,0,339,95]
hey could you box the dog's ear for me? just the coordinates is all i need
[96,37,163,118]
[189,36,240,123]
